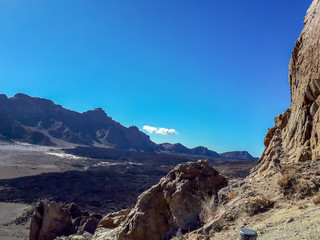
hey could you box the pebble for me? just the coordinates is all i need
[287,218,294,223]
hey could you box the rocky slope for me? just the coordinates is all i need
[0,93,157,151]
[0,93,256,160]
[254,0,320,176]
[159,143,221,158]
[220,151,258,161]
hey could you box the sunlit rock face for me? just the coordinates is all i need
[92,160,227,240]
[254,0,320,176]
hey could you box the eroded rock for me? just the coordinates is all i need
[29,201,102,240]
[253,0,320,177]
[93,160,227,240]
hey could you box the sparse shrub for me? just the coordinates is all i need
[219,191,238,204]
[296,180,313,198]
[245,195,274,216]
[278,164,298,196]
[224,213,236,221]
[226,192,237,203]
[199,195,216,223]
[312,193,320,204]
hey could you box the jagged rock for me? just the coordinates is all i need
[252,0,320,176]
[30,201,75,240]
[30,201,102,240]
[93,160,227,240]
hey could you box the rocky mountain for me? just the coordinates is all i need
[0,93,256,160]
[159,143,221,158]
[220,151,258,161]
[254,0,320,177]
[0,93,157,151]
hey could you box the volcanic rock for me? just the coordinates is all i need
[29,201,101,240]
[0,93,157,151]
[220,151,258,161]
[253,0,320,176]
[92,160,227,240]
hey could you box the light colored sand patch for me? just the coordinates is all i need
[45,152,82,160]
[0,143,94,180]
[0,202,30,240]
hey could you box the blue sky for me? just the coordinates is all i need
[0,0,313,157]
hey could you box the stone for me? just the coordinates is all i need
[30,201,74,240]
[29,201,101,240]
[92,160,227,240]
[252,0,320,176]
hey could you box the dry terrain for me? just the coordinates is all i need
[0,141,256,240]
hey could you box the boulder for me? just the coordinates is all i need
[93,160,227,240]
[30,201,74,240]
[29,201,102,240]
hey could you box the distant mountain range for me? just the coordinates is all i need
[0,94,258,161]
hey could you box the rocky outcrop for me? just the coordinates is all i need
[253,0,320,176]
[92,160,227,240]
[220,151,258,161]
[29,201,102,240]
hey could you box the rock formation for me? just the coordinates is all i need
[220,151,258,161]
[0,93,157,151]
[92,160,227,240]
[0,93,255,160]
[253,0,320,176]
[29,201,102,240]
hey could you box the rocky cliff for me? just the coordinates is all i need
[254,0,320,176]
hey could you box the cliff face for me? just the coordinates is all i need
[255,0,320,176]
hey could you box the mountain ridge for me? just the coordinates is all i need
[0,93,257,160]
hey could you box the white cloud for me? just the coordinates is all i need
[143,125,178,136]
[143,125,158,134]
[156,128,177,136]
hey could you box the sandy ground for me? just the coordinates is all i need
[0,142,92,180]
[0,202,30,240]
[0,142,95,240]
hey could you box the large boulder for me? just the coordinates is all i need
[253,0,320,177]
[93,160,227,240]
[29,201,101,240]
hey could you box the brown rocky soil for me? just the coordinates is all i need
[0,142,255,240]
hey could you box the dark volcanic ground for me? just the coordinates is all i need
[0,145,257,215]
